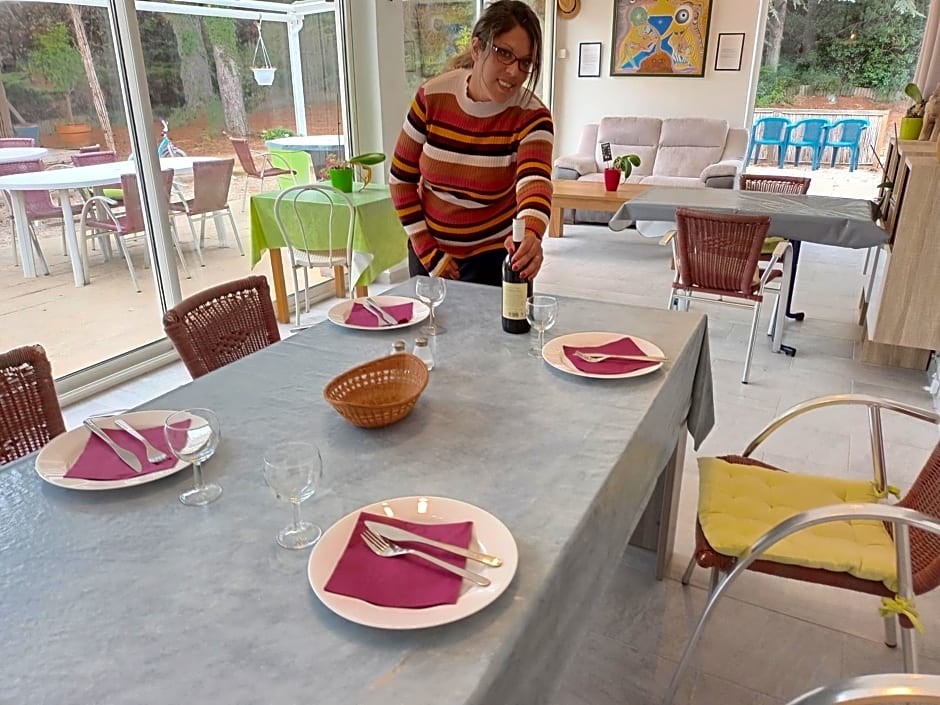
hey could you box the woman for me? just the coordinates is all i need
[390,0,554,286]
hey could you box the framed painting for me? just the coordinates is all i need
[610,0,713,77]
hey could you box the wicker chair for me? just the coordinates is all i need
[0,345,65,464]
[667,207,788,383]
[229,137,297,212]
[163,275,281,379]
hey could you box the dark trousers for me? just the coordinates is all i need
[407,241,505,287]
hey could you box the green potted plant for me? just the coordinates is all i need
[604,153,641,191]
[900,82,926,140]
[28,23,89,147]
[320,152,385,192]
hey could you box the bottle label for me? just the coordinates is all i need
[502,282,528,320]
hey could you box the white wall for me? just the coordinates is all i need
[552,0,765,157]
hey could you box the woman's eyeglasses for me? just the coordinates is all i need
[489,44,534,74]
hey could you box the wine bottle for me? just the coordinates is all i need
[502,218,533,334]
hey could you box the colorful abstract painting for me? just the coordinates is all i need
[610,0,713,77]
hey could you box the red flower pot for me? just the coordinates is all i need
[603,168,621,191]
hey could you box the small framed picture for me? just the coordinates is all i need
[714,33,745,72]
[600,142,612,163]
[578,42,602,78]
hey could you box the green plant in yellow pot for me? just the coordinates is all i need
[900,83,926,140]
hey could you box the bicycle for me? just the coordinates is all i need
[157,118,187,158]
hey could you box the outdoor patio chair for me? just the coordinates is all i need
[78,144,102,153]
[274,184,356,326]
[0,137,36,148]
[170,157,242,266]
[71,150,124,205]
[674,395,940,697]
[666,208,788,384]
[783,118,829,169]
[822,118,870,171]
[0,344,65,465]
[229,136,297,212]
[744,116,791,168]
[162,275,281,379]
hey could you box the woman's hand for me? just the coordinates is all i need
[504,230,544,280]
[437,257,460,279]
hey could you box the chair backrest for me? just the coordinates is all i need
[0,137,36,148]
[229,138,260,177]
[0,158,59,218]
[118,169,175,233]
[674,207,770,296]
[897,441,940,594]
[828,119,869,144]
[790,118,828,143]
[753,117,790,141]
[782,673,940,705]
[739,173,811,195]
[78,144,102,153]
[162,275,281,379]
[189,158,235,214]
[0,344,65,464]
[71,150,117,167]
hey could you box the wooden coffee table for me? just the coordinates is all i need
[549,180,649,237]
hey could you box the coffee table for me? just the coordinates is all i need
[549,180,649,237]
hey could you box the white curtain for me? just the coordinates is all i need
[915,0,940,95]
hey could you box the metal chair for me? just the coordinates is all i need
[784,118,829,169]
[745,116,791,168]
[0,344,65,465]
[170,158,242,266]
[823,119,870,171]
[0,137,36,148]
[162,275,281,379]
[229,136,297,212]
[666,207,789,383]
[274,184,356,327]
[783,674,940,704]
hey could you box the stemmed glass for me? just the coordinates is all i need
[416,275,447,335]
[263,441,323,549]
[164,408,222,506]
[526,295,558,357]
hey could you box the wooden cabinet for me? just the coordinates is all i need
[859,139,940,368]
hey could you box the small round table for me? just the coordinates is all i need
[0,147,48,164]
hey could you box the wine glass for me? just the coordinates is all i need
[415,275,447,335]
[263,441,323,549]
[164,408,222,506]
[526,295,558,357]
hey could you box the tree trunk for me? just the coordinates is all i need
[800,0,819,62]
[764,0,787,72]
[0,64,13,138]
[167,14,214,113]
[202,18,248,137]
[68,5,115,151]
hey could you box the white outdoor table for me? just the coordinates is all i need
[0,280,714,704]
[0,156,213,285]
[265,134,346,167]
[0,146,47,163]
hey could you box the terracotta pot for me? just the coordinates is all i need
[56,122,92,148]
[603,168,622,191]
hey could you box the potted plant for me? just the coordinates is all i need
[320,152,386,192]
[28,24,90,147]
[900,82,926,140]
[605,153,641,191]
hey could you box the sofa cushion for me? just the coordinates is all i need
[637,175,704,188]
[595,117,660,176]
[652,118,729,179]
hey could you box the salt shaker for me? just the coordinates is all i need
[412,337,434,370]
[390,340,406,355]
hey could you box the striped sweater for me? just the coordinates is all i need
[389,69,554,276]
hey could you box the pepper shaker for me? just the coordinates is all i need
[412,337,434,370]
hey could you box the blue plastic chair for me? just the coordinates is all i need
[745,117,791,168]
[784,118,829,170]
[822,119,869,171]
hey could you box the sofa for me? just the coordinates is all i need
[553,117,748,225]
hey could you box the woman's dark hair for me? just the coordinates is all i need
[445,0,544,95]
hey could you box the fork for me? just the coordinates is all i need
[360,528,491,587]
[113,418,169,464]
[574,351,667,363]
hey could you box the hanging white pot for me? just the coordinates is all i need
[251,18,276,87]
[252,67,276,86]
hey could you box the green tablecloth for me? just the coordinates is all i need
[249,184,407,287]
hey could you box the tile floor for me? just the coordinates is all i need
[62,222,940,705]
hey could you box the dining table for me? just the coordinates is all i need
[0,156,214,286]
[265,134,346,169]
[0,146,47,163]
[1,279,714,704]
[249,183,409,322]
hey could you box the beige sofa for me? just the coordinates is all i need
[553,117,748,224]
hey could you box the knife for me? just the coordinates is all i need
[363,297,399,326]
[83,419,143,473]
[365,520,503,567]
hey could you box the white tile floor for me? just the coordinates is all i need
[62,222,940,704]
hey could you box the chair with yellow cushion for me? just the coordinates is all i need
[680,394,940,672]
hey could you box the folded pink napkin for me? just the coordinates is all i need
[345,301,413,327]
[562,337,661,375]
[324,511,474,608]
[64,422,187,481]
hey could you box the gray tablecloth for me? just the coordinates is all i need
[0,280,713,705]
[609,186,887,248]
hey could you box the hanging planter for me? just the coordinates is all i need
[251,19,276,86]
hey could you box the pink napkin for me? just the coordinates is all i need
[64,422,187,481]
[324,511,474,608]
[345,301,413,327]
[562,336,661,375]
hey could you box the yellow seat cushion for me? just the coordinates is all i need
[762,236,787,255]
[698,457,897,589]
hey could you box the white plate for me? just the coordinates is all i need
[327,295,430,331]
[542,331,665,380]
[308,496,518,629]
[34,410,190,491]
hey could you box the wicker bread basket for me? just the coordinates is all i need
[323,353,430,429]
